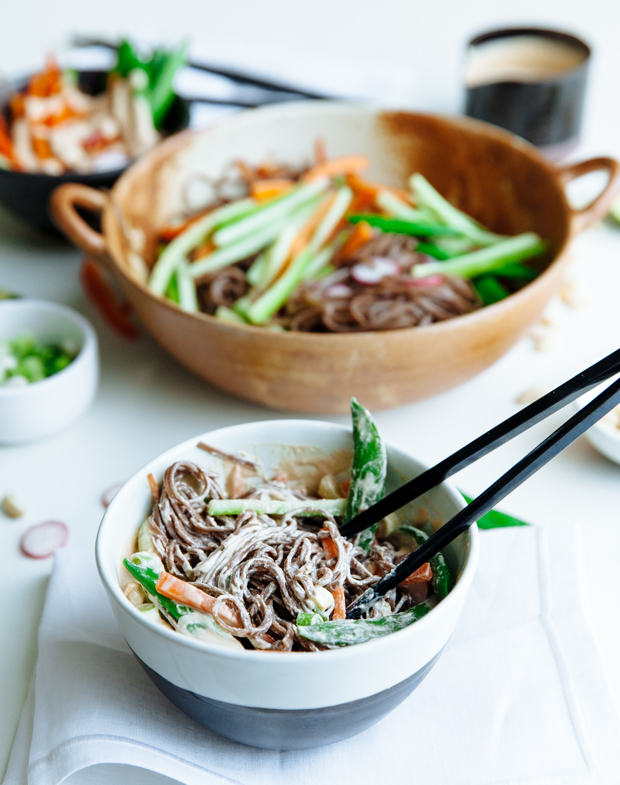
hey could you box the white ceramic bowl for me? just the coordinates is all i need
[0,299,99,444]
[97,419,479,749]
[574,385,620,465]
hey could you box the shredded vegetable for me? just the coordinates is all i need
[141,146,547,332]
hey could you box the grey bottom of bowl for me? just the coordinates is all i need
[135,649,442,750]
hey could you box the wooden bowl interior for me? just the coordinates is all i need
[108,104,570,283]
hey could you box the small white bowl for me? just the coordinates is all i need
[97,419,479,749]
[574,384,620,465]
[0,299,99,444]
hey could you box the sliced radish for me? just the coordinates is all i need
[20,521,69,559]
[350,257,400,285]
[402,274,445,287]
[325,283,354,299]
[102,482,124,509]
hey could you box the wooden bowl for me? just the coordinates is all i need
[50,103,620,413]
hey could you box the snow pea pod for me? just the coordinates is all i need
[124,552,185,620]
[388,525,454,600]
[344,398,387,552]
[296,599,434,646]
[348,213,460,238]
[124,553,241,647]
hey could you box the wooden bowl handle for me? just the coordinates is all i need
[49,183,109,263]
[556,157,620,235]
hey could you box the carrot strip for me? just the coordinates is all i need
[320,527,338,560]
[302,155,370,183]
[32,137,52,159]
[337,221,374,261]
[9,93,25,119]
[147,473,160,503]
[80,259,138,340]
[314,137,327,165]
[0,116,14,161]
[400,562,433,586]
[286,192,337,264]
[192,239,216,261]
[156,572,241,628]
[346,173,410,203]
[250,178,295,201]
[158,212,208,243]
[331,586,346,620]
[340,479,351,497]
[28,55,62,97]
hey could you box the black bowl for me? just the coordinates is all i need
[0,69,189,233]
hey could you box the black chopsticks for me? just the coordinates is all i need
[346,348,620,618]
[72,36,334,102]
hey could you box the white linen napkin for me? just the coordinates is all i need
[4,523,620,785]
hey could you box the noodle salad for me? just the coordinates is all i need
[122,400,454,652]
[145,145,547,332]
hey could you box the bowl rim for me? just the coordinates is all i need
[102,101,574,341]
[0,298,97,397]
[96,417,480,664]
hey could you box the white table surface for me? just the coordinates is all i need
[2,1,620,778]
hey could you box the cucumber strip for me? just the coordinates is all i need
[246,252,268,287]
[215,305,248,324]
[245,247,315,324]
[188,216,290,279]
[253,198,322,290]
[148,198,256,295]
[207,498,346,517]
[302,245,335,281]
[376,190,431,223]
[177,262,199,312]
[212,178,329,247]
[308,187,353,252]
[409,173,506,246]
[412,233,546,279]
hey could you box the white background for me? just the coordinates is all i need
[2,0,620,777]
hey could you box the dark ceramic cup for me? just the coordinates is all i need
[0,70,189,233]
[464,27,591,160]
